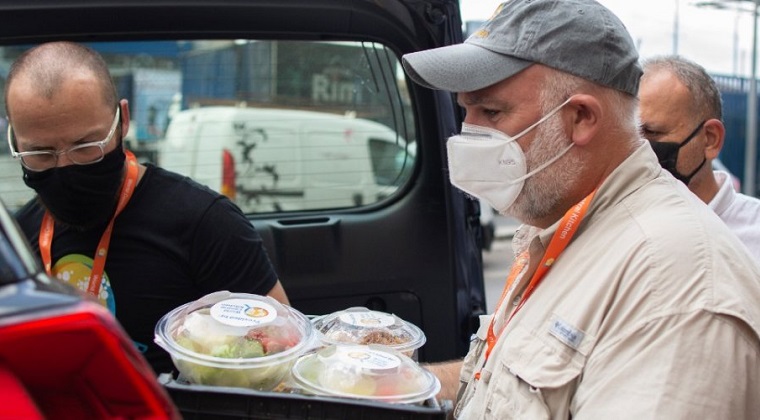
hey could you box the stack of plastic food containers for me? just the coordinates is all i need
[156,296,446,418]
[293,307,438,403]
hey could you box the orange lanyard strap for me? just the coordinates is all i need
[477,189,597,379]
[40,150,139,297]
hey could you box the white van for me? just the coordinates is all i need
[158,106,414,213]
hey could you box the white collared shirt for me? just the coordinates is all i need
[708,170,760,261]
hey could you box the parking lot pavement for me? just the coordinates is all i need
[483,216,519,314]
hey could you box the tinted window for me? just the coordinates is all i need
[0,40,416,214]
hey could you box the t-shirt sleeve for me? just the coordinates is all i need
[189,196,279,296]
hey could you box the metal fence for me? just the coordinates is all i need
[713,74,760,195]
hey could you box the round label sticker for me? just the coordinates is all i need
[210,298,277,327]
[335,346,401,371]
[339,311,395,328]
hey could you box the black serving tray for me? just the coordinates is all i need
[158,373,452,420]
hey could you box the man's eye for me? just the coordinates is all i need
[639,127,657,138]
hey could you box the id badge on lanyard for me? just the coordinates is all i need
[39,150,139,298]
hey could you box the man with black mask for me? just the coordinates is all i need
[639,55,760,260]
[5,41,290,374]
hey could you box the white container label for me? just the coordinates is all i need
[210,298,277,327]
[339,311,395,328]
[335,346,401,370]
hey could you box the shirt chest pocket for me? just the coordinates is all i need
[483,322,589,420]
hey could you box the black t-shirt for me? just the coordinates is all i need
[15,165,279,374]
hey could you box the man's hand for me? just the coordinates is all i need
[423,359,463,403]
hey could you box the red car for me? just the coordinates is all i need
[0,197,179,418]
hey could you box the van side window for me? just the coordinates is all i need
[0,40,417,214]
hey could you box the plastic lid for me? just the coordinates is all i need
[311,307,425,355]
[291,344,440,404]
[154,291,314,389]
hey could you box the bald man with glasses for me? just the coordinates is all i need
[5,41,289,375]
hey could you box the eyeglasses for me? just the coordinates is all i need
[7,107,120,172]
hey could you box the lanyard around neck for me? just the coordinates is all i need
[475,189,597,380]
[39,150,139,298]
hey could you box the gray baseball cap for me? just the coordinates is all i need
[402,0,642,96]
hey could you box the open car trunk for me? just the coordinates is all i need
[0,0,486,364]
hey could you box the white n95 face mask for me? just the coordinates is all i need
[446,98,573,214]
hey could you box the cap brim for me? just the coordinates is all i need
[402,43,532,92]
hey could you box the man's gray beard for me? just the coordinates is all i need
[505,113,584,224]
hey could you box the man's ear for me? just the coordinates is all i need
[565,94,601,146]
[703,118,725,160]
[119,99,131,139]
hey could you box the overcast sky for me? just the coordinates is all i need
[460,0,758,78]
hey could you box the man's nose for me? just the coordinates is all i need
[55,151,76,167]
[462,111,486,128]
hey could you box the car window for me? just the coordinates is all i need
[0,40,416,214]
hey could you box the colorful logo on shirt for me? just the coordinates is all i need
[52,254,116,314]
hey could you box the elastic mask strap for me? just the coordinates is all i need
[681,157,707,184]
[511,97,573,140]
[509,142,574,185]
[459,97,573,141]
[679,120,707,149]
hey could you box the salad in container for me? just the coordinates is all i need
[291,343,440,404]
[311,307,425,359]
[154,291,314,391]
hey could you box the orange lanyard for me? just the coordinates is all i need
[476,189,597,380]
[40,150,139,298]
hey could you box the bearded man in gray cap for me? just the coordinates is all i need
[403,0,760,418]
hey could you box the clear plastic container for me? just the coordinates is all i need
[291,344,440,404]
[154,291,315,391]
[311,307,425,359]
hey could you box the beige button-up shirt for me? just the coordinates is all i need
[456,143,760,419]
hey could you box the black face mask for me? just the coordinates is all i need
[22,143,126,231]
[648,120,707,185]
